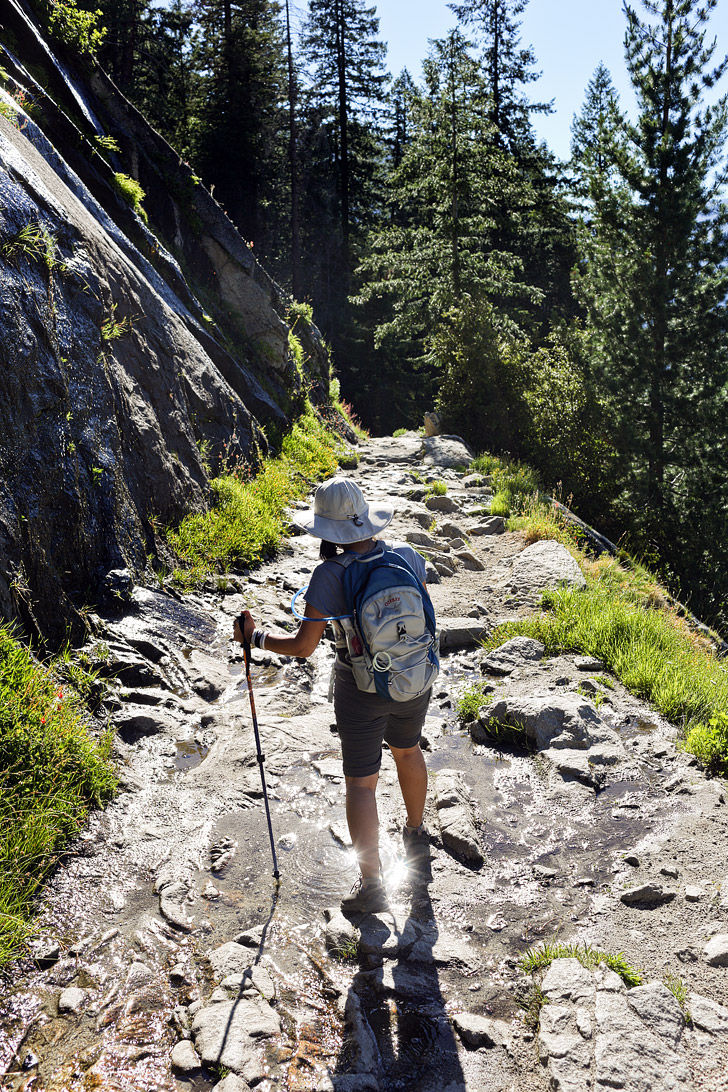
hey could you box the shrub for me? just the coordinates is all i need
[0,627,116,966]
[47,0,106,57]
[112,173,148,223]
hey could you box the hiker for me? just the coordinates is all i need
[233,476,436,913]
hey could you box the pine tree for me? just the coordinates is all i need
[575,0,728,580]
[194,0,287,254]
[354,30,541,434]
[388,68,417,172]
[571,62,624,185]
[448,0,549,145]
[302,0,389,272]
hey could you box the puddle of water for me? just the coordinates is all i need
[172,739,209,772]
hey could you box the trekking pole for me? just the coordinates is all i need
[239,621,280,887]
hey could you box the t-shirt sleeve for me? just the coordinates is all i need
[304,561,347,619]
[393,543,427,584]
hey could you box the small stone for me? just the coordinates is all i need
[623,853,640,867]
[31,939,60,968]
[126,962,154,987]
[170,963,194,986]
[534,865,557,881]
[685,886,703,902]
[234,927,264,948]
[676,947,699,963]
[452,1012,505,1049]
[171,1040,201,1073]
[704,934,728,967]
[58,987,86,1014]
[664,775,683,792]
[325,913,358,956]
[425,494,459,513]
[467,516,505,535]
[620,883,676,907]
[574,657,606,671]
[688,992,728,1034]
[660,864,679,879]
[454,550,485,572]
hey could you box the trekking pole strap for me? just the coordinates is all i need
[290,585,352,622]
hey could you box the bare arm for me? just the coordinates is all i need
[233,606,327,659]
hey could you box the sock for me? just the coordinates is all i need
[405,822,424,834]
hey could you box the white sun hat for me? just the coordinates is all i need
[293,476,393,544]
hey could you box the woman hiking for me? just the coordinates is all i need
[234,476,435,914]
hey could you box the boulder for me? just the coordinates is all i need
[481,636,545,675]
[503,540,586,596]
[192,999,280,1079]
[434,769,483,865]
[422,435,473,468]
[482,691,623,758]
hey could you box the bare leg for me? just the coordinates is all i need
[389,743,427,828]
[345,772,380,880]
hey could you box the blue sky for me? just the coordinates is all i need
[366,0,728,160]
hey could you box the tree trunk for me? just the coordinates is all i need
[285,0,302,299]
[335,0,350,271]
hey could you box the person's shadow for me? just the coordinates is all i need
[334,846,467,1092]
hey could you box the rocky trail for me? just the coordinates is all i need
[1,433,727,1092]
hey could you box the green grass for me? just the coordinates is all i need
[0,627,116,967]
[487,562,728,774]
[489,491,512,517]
[112,173,148,224]
[456,683,492,723]
[426,480,448,496]
[393,427,408,438]
[520,942,643,988]
[167,406,345,586]
[471,452,540,514]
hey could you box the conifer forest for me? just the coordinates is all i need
[75,0,728,630]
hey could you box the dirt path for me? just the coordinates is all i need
[1,433,727,1092]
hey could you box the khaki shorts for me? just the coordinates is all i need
[333,667,431,778]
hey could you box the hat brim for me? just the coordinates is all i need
[293,502,394,543]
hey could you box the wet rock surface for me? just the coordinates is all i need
[1,433,727,1092]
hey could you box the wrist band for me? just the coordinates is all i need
[252,629,267,650]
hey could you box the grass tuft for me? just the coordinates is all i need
[112,173,148,223]
[456,683,492,724]
[0,628,116,967]
[520,941,643,988]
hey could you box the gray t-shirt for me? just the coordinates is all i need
[305,541,427,619]
[305,541,428,671]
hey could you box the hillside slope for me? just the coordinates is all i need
[0,0,331,644]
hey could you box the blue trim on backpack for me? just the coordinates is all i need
[340,545,438,697]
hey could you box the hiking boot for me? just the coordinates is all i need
[340,876,389,915]
[402,822,430,853]
[403,823,432,880]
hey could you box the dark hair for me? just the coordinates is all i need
[319,539,340,561]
